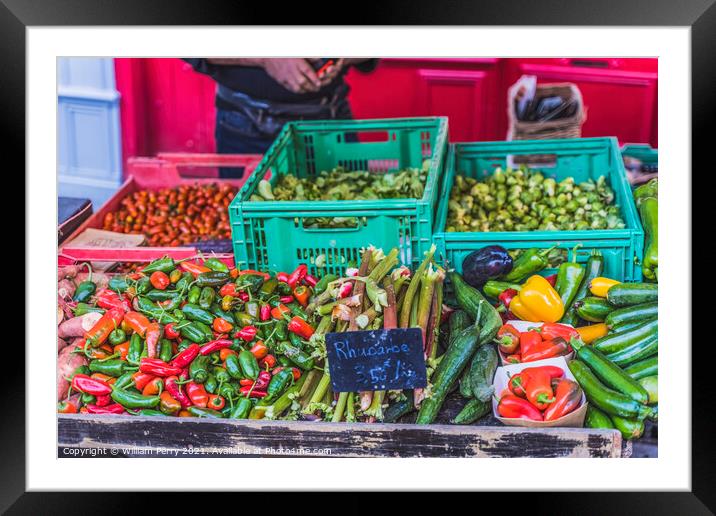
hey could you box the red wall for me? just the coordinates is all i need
[116,58,658,168]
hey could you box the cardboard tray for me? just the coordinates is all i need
[492,356,588,428]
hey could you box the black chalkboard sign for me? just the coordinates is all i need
[325,328,427,392]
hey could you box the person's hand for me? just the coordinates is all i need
[261,58,322,94]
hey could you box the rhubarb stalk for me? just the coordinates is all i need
[399,244,435,328]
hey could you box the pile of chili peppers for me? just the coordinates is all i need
[498,365,583,422]
[496,322,576,364]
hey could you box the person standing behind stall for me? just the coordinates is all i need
[184,58,378,177]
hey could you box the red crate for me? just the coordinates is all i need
[59,153,263,258]
[57,246,233,268]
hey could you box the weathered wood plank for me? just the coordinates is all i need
[58,415,622,458]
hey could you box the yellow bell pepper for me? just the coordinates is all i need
[589,277,621,297]
[510,275,564,323]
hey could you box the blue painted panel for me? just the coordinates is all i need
[58,58,123,209]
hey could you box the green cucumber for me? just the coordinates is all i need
[568,360,653,420]
[453,311,477,398]
[622,355,658,380]
[561,252,604,326]
[468,344,498,402]
[606,283,658,306]
[449,272,502,344]
[592,318,658,354]
[451,398,490,424]
[611,317,656,334]
[585,405,615,430]
[604,333,658,367]
[416,318,482,424]
[575,296,614,322]
[571,340,649,404]
[610,415,644,440]
[605,302,658,328]
[638,375,658,404]
[383,398,414,423]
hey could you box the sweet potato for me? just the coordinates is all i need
[58,278,76,300]
[57,344,88,401]
[58,336,68,353]
[58,265,82,281]
[57,312,102,339]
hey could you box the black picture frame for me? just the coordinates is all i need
[5,0,706,511]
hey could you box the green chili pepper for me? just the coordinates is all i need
[73,303,105,316]
[169,269,183,284]
[173,309,186,321]
[89,359,127,377]
[141,256,176,274]
[179,322,212,344]
[196,271,230,288]
[204,258,229,274]
[288,331,305,350]
[555,246,586,308]
[237,274,264,294]
[502,246,557,282]
[259,278,278,297]
[187,406,224,418]
[280,341,315,370]
[108,328,127,346]
[108,276,131,293]
[204,373,218,394]
[187,285,202,305]
[245,301,260,319]
[213,366,231,384]
[73,278,96,303]
[266,368,293,402]
[277,282,293,296]
[217,382,237,400]
[80,392,96,405]
[286,302,307,319]
[146,289,180,302]
[225,354,244,380]
[111,388,160,409]
[274,320,288,341]
[131,408,166,416]
[114,372,135,391]
[190,355,211,383]
[277,355,292,367]
[199,287,216,310]
[134,297,178,324]
[181,303,215,325]
[71,364,91,379]
[313,274,338,295]
[127,333,143,365]
[229,397,253,419]
[211,304,235,324]
[136,276,152,295]
[234,312,255,327]
[175,272,193,292]
[176,340,191,353]
[158,338,173,363]
[238,349,259,380]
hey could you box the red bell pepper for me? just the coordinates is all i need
[165,376,192,408]
[521,337,569,363]
[199,339,233,355]
[508,373,527,398]
[144,322,162,359]
[85,403,126,415]
[544,378,583,421]
[539,322,579,342]
[518,330,542,359]
[287,264,307,289]
[522,368,556,411]
[170,343,200,368]
[139,358,183,377]
[498,288,519,309]
[84,308,124,347]
[495,323,521,354]
[497,394,543,421]
[71,374,112,396]
[521,365,565,380]
[185,381,209,408]
[287,316,314,339]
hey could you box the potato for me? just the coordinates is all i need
[57,344,87,401]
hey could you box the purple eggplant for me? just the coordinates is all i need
[462,246,513,287]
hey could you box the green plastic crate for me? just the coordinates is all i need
[230,117,449,275]
[433,137,644,281]
[621,143,658,174]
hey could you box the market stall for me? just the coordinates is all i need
[57,117,658,458]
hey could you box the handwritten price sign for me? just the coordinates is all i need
[325,328,427,392]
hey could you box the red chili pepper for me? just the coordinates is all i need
[249,341,268,360]
[255,370,271,390]
[239,378,254,387]
[132,372,156,391]
[237,291,249,302]
[199,339,233,355]
[259,354,277,369]
[234,326,258,342]
[96,289,131,312]
[179,261,211,276]
[165,376,192,408]
[57,400,78,414]
[238,386,267,398]
[71,374,112,396]
[164,322,180,340]
[271,304,291,320]
[150,271,170,290]
[85,403,126,415]
[84,308,124,347]
[522,368,556,411]
[279,295,294,304]
[498,288,519,309]
[303,274,318,287]
[287,316,314,339]
[142,378,163,396]
[219,283,238,297]
[238,269,271,280]
[259,303,271,321]
[213,317,234,334]
[287,264,307,289]
[170,343,200,368]
[337,282,353,299]
[508,373,527,398]
[505,354,521,364]
[185,381,209,408]
[206,394,225,410]
[521,337,569,363]
[293,287,310,309]
[497,394,543,421]
[276,272,289,283]
[496,323,521,354]
[519,330,542,359]
[544,378,583,421]
[521,365,565,380]
[539,322,579,342]
[139,358,183,377]
[145,322,162,359]
[123,311,150,337]
[545,274,558,287]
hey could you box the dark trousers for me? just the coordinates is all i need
[215,104,355,178]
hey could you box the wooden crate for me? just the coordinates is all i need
[58,414,623,458]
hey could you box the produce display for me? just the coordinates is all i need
[446,167,625,232]
[634,178,658,281]
[102,183,237,246]
[495,322,575,364]
[249,165,428,202]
